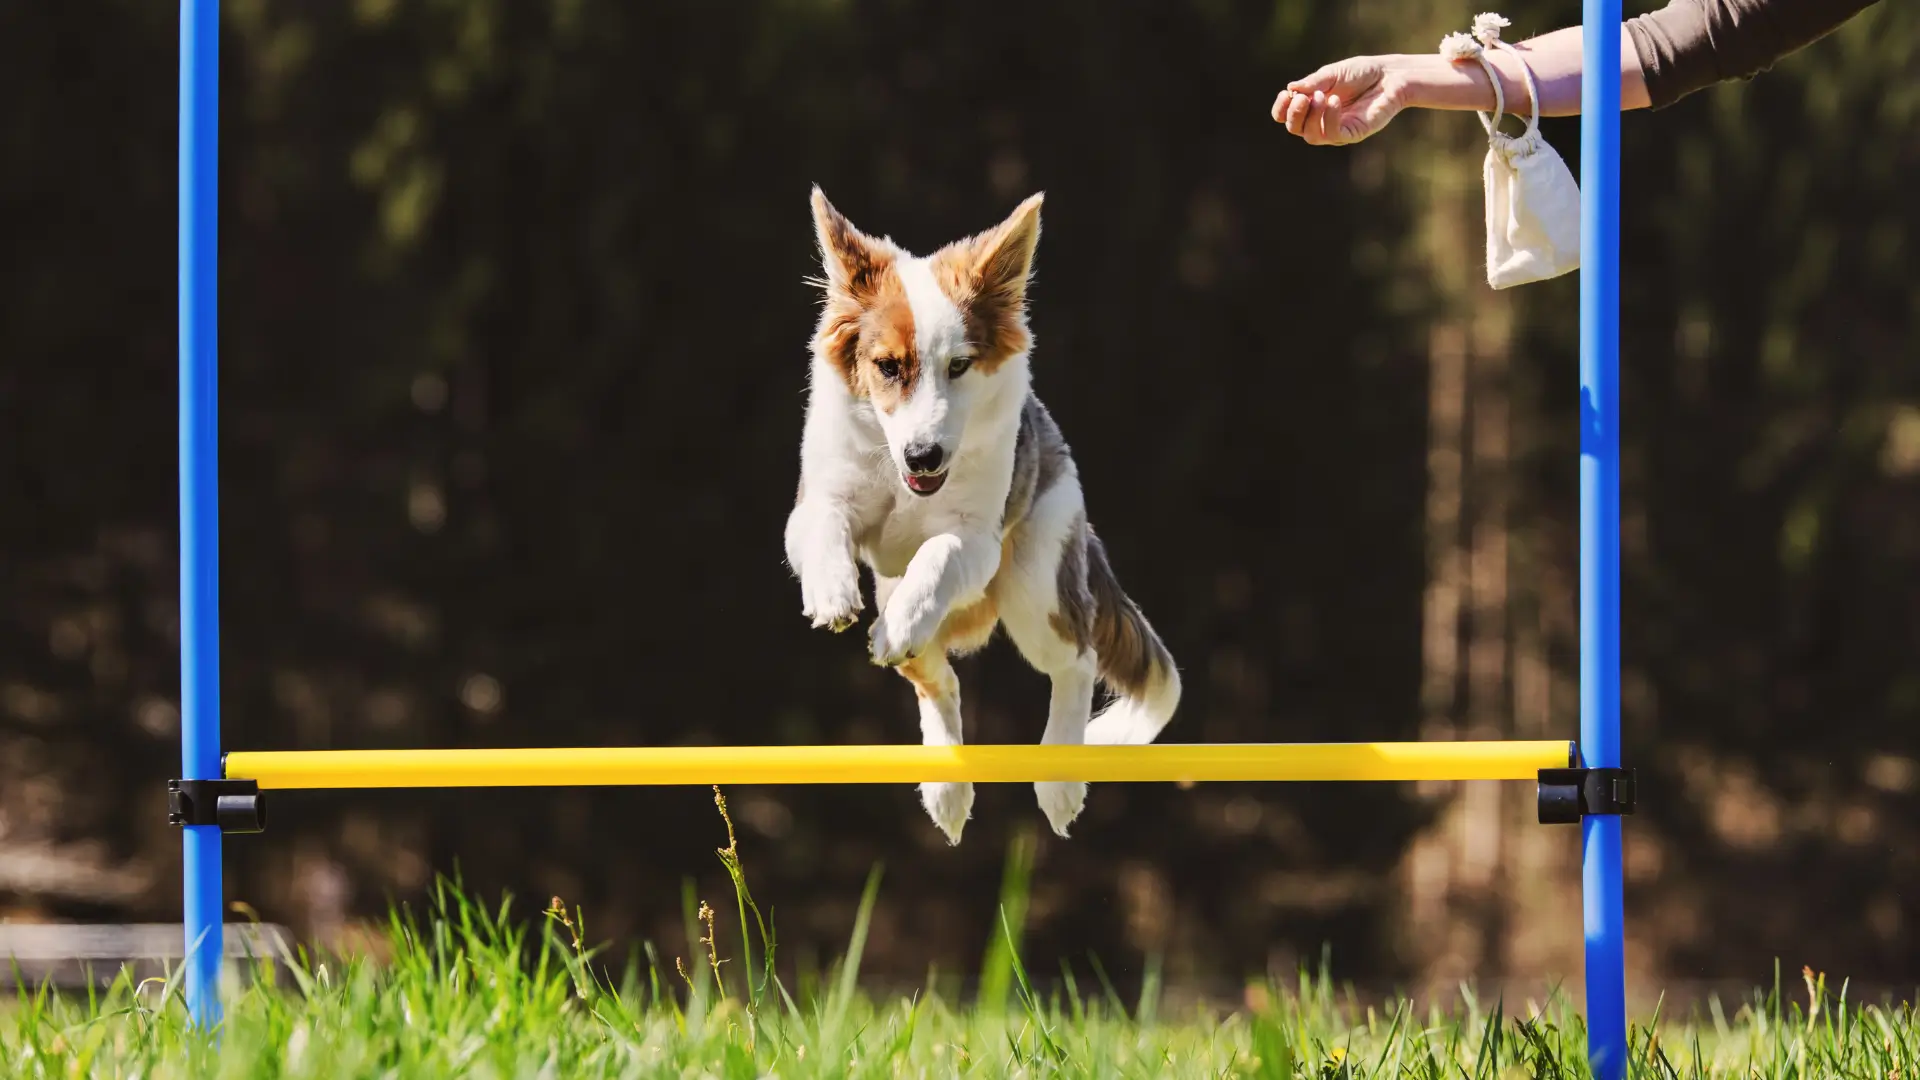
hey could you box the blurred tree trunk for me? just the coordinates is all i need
[1346,0,1585,991]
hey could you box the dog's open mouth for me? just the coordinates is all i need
[903,471,948,496]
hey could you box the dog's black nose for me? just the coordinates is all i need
[904,443,945,474]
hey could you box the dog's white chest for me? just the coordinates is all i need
[861,493,944,578]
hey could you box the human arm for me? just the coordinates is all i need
[1271,0,1882,146]
[1628,0,1880,108]
[1270,29,1644,146]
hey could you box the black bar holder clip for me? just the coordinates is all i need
[168,779,267,834]
[1537,767,1636,825]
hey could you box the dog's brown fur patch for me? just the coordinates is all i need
[898,654,959,702]
[1084,527,1167,696]
[812,188,891,301]
[853,298,919,413]
[938,594,1000,655]
[811,188,911,396]
[930,193,1043,374]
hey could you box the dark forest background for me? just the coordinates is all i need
[2,0,1916,1001]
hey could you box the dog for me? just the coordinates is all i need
[783,188,1182,845]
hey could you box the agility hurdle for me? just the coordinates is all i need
[219,742,1574,789]
[169,0,1632,1074]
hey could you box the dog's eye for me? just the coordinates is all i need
[874,357,902,380]
[948,356,973,379]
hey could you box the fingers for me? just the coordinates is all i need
[1273,60,1344,126]
[1286,64,1341,96]
[1279,88,1311,134]
[1317,94,1343,144]
[1270,89,1292,124]
[1300,91,1329,142]
[1273,85,1399,147]
[1271,89,1345,145]
[1271,89,1318,137]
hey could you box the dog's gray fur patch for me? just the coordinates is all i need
[1050,511,1095,651]
[1001,396,1072,532]
[1002,396,1170,694]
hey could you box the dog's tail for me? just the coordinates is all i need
[1082,529,1181,745]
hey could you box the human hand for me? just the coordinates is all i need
[1271,56,1419,146]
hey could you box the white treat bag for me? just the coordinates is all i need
[1442,14,1581,289]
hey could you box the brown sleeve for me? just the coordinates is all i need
[1625,0,1882,109]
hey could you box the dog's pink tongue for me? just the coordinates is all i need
[907,475,933,492]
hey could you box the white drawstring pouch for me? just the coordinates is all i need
[1442,14,1581,289]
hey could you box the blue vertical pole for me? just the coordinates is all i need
[180,0,224,1029]
[1579,0,1628,1073]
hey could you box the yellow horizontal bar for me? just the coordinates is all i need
[225,741,1573,790]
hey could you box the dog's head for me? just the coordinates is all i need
[808,187,1042,497]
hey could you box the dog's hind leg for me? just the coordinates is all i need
[1000,592,1098,837]
[895,651,973,845]
[996,492,1101,838]
[1032,655,1097,837]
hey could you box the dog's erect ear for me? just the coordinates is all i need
[811,186,890,301]
[927,193,1044,371]
[966,192,1043,307]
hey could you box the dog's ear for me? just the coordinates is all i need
[811,186,890,301]
[966,192,1043,307]
[929,193,1044,371]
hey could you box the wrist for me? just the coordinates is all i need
[1385,52,1501,112]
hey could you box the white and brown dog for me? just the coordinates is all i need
[784,188,1181,845]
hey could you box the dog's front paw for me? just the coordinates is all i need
[869,589,941,666]
[1034,781,1087,838]
[921,781,974,844]
[799,559,863,633]
[867,611,918,666]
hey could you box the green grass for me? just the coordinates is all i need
[4,792,1916,1077]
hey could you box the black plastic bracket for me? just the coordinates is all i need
[1537,767,1636,825]
[168,779,267,833]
